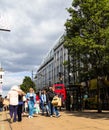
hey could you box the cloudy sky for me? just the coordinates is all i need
[0,0,71,96]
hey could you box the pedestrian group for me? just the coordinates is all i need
[1,85,61,123]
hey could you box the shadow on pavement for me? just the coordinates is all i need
[63,110,109,120]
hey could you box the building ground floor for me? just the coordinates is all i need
[65,83,109,111]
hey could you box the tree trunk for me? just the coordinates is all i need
[97,77,102,113]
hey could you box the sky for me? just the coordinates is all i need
[0,0,72,97]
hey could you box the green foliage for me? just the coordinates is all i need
[63,60,69,66]
[20,76,36,93]
[64,0,109,81]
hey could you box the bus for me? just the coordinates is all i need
[53,83,67,102]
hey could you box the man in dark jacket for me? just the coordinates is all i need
[47,87,60,117]
[47,87,55,117]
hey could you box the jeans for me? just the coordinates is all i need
[0,103,3,112]
[17,104,23,121]
[54,106,59,116]
[28,101,34,116]
[0,107,3,112]
[9,105,18,122]
[41,102,49,115]
[48,101,54,116]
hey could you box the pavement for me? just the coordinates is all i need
[0,110,109,130]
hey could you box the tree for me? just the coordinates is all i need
[64,0,109,112]
[20,76,36,93]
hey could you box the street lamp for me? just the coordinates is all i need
[0,28,11,32]
[0,27,10,94]
[59,72,63,84]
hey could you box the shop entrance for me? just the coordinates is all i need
[65,84,83,111]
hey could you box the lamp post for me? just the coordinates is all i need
[59,72,63,84]
[0,27,10,94]
[0,28,10,32]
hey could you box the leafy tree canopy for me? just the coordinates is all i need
[20,76,36,93]
[64,0,109,81]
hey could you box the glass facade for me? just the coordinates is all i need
[35,35,68,89]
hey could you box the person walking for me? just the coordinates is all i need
[17,90,25,122]
[40,89,49,116]
[52,87,60,117]
[47,86,60,117]
[7,85,21,123]
[47,87,55,117]
[35,92,41,114]
[3,96,9,111]
[0,95,3,112]
[26,88,36,118]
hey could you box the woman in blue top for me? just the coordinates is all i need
[26,88,36,118]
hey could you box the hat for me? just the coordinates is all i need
[11,85,21,91]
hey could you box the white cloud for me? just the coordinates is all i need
[0,0,71,96]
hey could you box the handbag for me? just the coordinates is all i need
[57,97,62,107]
[51,96,59,106]
[3,99,9,106]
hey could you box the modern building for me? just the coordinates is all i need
[34,34,86,111]
[35,34,69,90]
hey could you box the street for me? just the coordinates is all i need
[0,110,109,130]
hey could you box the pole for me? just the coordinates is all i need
[97,77,102,113]
[0,28,11,32]
[68,49,70,84]
[32,70,33,80]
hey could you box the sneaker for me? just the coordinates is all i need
[56,114,61,117]
[18,120,22,122]
[28,115,33,118]
[28,116,31,118]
